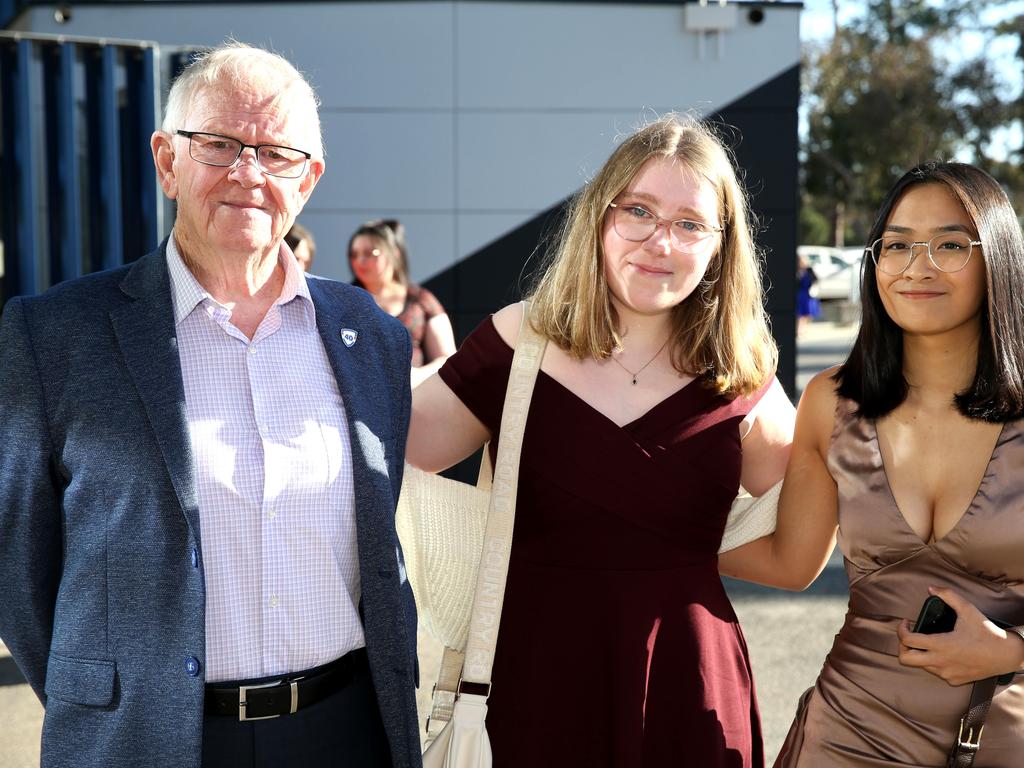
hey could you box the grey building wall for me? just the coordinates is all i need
[13,1,801,391]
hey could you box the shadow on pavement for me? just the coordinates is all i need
[723,565,849,599]
[0,655,27,686]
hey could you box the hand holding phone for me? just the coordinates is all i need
[913,595,957,634]
[913,595,1016,685]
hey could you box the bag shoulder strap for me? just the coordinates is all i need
[460,303,545,687]
[426,303,546,734]
[947,675,997,768]
[946,625,1024,768]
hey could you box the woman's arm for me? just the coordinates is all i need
[408,373,490,472]
[422,312,457,362]
[719,367,841,590]
[408,304,524,471]
[738,378,794,496]
[411,313,458,388]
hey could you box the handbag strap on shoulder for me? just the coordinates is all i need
[461,302,546,688]
[426,302,545,735]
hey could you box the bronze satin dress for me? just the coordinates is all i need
[775,398,1024,767]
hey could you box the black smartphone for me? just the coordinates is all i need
[913,595,957,634]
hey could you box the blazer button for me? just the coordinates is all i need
[185,656,201,677]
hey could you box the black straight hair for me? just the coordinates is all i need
[835,161,1024,423]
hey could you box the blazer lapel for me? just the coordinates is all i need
[307,280,389,525]
[110,247,201,541]
[309,279,377,435]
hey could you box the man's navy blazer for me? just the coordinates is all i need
[0,243,422,767]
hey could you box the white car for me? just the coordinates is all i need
[798,245,860,301]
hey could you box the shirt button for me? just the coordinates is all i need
[270,596,279,608]
[185,656,201,677]
[248,345,257,355]
[268,509,277,521]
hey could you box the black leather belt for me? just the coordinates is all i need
[205,648,365,721]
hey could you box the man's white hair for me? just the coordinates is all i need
[162,41,323,158]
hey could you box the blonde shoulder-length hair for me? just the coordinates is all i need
[527,114,777,398]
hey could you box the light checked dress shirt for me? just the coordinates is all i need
[167,235,364,683]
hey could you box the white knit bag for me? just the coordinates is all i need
[395,463,489,651]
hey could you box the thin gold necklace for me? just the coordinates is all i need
[610,337,670,385]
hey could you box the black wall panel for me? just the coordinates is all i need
[426,64,801,398]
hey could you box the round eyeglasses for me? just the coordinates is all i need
[608,203,722,251]
[866,233,982,276]
[176,130,311,179]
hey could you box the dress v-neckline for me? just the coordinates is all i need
[869,418,1007,547]
[492,320,705,431]
[535,369,703,431]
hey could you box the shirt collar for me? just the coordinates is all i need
[166,232,315,329]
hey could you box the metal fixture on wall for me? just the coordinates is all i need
[685,1,739,61]
[0,31,197,302]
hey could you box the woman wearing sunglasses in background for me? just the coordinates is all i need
[349,218,457,386]
[721,162,1024,766]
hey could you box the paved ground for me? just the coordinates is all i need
[0,640,42,767]
[0,318,859,766]
[736,318,858,760]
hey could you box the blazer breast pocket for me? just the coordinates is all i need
[45,652,116,707]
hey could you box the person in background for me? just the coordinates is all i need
[0,42,420,768]
[721,161,1024,766]
[378,218,409,275]
[285,220,316,271]
[349,218,456,386]
[796,252,820,337]
[407,114,794,767]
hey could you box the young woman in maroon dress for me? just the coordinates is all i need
[408,115,795,767]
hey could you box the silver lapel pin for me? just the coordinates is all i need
[340,328,358,348]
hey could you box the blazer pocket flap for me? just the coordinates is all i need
[45,654,116,706]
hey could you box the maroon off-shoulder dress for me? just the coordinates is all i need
[438,317,771,767]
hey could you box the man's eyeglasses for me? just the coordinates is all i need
[608,202,722,251]
[175,130,310,179]
[866,233,982,276]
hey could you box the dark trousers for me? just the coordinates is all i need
[201,653,392,768]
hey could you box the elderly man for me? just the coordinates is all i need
[0,44,420,768]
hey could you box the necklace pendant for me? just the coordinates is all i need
[631,377,637,385]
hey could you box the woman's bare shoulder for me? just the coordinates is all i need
[803,365,841,399]
[799,365,843,446]
[491,302,526,348]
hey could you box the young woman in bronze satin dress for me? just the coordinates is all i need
[408,115,795,767]
[721,162,1024,766]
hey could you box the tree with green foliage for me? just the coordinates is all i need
[802,1,1023,246]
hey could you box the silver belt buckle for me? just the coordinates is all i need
[956,718,984,752]
[239,679,288,722]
